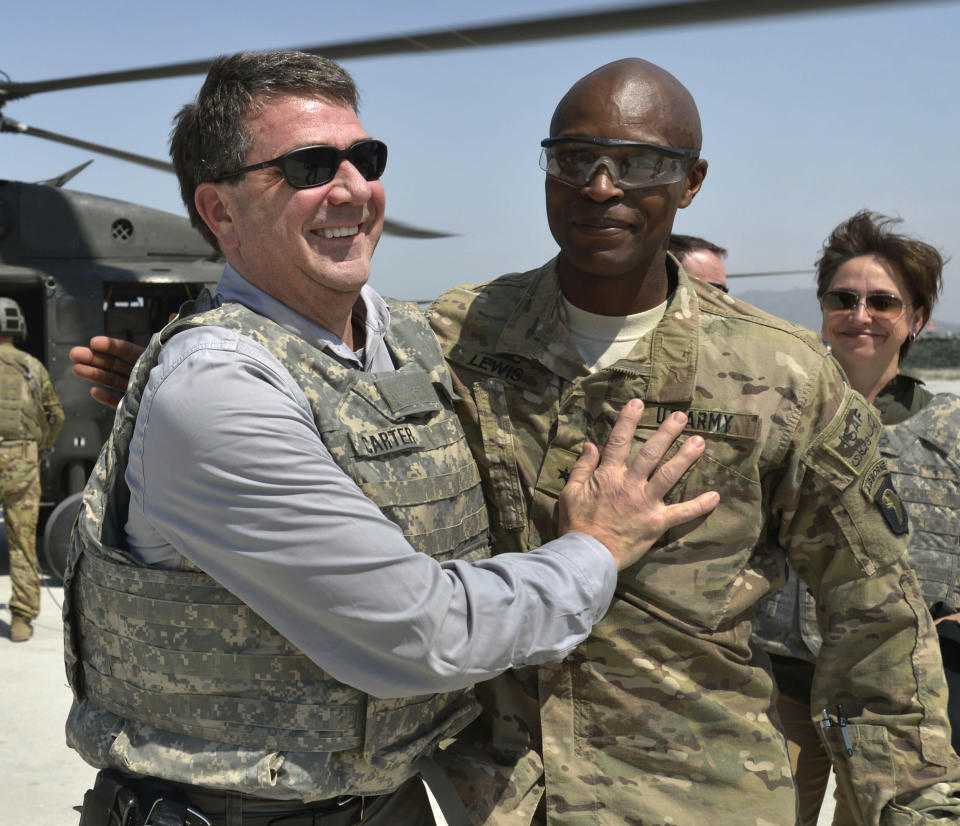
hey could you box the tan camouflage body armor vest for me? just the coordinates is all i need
[754,393,960,661]
[64,296,489,800]
[0,345,45,442]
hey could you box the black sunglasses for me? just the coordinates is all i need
[213,139,388,189]
[819,289,910,321]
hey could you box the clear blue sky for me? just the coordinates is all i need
[4,1,959,322]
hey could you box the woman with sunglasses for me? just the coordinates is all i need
[816,210,940,417]
[754,210,958,826]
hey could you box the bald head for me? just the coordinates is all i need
[550,58,702,150]
[544,58,709,315]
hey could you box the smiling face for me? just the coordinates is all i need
[821,254,924,379]
[545,60,707,313]
[194,93,385,332]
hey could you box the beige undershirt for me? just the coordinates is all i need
[560,296,667,372]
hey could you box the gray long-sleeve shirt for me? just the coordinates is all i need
[124,266,617,699]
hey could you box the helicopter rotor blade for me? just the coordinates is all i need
[3,0,930,240]
[1,115,174,172]
[727,269,813,279]
[382,218,457,239]
[1,115,451,238]
[0,0,935,102]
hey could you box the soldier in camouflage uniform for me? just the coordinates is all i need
[64,51,718,826]
[0,298,64,642]
[753,212,960,825]
[667,233,728,292]
[427,60,960,824]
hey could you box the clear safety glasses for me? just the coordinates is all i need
[539,136,699,190]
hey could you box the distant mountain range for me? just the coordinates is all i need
[735,287,960,336]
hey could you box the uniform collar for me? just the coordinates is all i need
[873,372,932,425]
[647,257,701,404]
[215,264,393,371]
[496,256,700,402]
[494,258,588,382]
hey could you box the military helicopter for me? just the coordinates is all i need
[0,0,940,577]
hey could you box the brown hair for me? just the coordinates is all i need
[169,50,359,249]
[816,210,944,361]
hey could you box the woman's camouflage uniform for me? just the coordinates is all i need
[427,260,960,825]
[756,390,960,751]
[64,299,489,801]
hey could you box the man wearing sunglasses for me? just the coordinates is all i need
[428,58,960,823]
[63,51,721,826]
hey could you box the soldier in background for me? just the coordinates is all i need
[0,298,64,642]
[668,232,728,291]
[752,211,959,825]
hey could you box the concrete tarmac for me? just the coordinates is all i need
[0,565,837,826]
[1,572,92,825]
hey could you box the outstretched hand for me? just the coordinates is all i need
[69,336,144,409]
[558,399,718,571]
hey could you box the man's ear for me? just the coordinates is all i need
[679,159,708,209]
[195,183,240,250]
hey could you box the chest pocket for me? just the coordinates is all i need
[330,369,448,477]
[615,424,766,630]
[540,392,766,631]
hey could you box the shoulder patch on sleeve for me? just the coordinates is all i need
[820,393,882,474]
[867,467,910,536]
[860,457,889,500]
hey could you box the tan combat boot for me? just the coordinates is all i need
[10,616,33,642]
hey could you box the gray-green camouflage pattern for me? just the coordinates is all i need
[64,295,488,801]
[755,392,960,661]
[751,562,821,663]
[427,258,960,825]
[0,342,63,621]
[882,393,960,610]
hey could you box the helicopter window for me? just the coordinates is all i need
[103,282,206,348]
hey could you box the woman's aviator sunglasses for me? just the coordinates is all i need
[819,289,911,321]
[213,139,388,189]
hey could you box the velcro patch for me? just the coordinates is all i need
[860,458,889,500]
[352,425,421,457]
[820,394,882,474]
[873,473,909,535]
[536,445,580,498]
[861,457,908,534]
[641,405,759,440]
[451,349,528,385]
[376,371,441,418]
